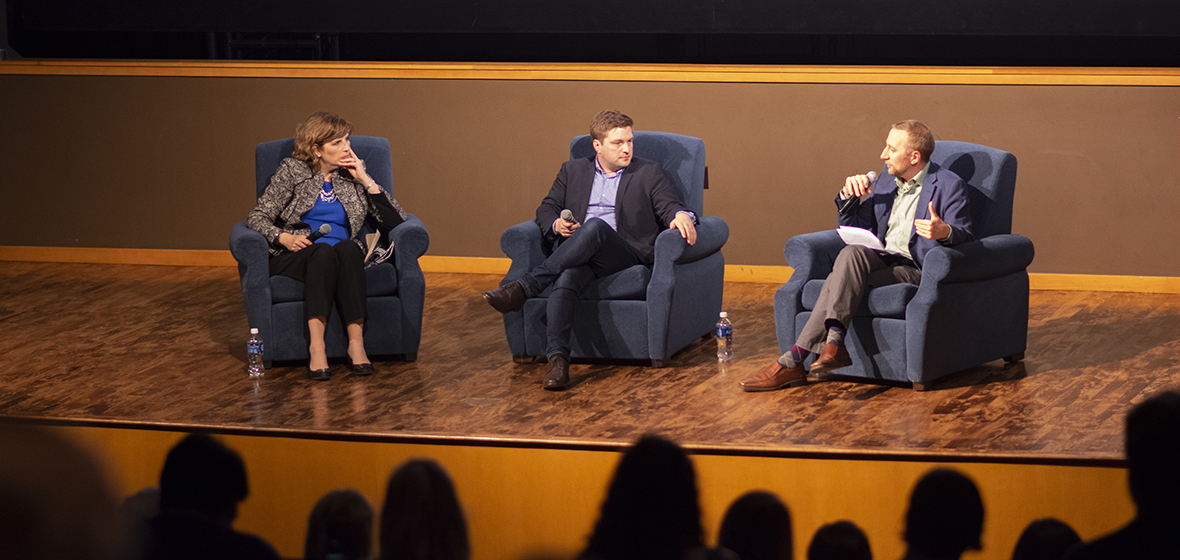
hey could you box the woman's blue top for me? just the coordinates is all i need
[302,180,349,246]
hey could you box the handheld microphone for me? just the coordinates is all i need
[560,209,580,225]
[839,171,878,214]
[307,224,331,242]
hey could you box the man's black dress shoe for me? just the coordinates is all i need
[351,362,375,376]
[544,355,570,391]
[308,367,332,381]
[483,281,528,313]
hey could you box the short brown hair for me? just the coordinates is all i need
[293,112,354,171]
[892,120,935,162]
[590,110,634,142]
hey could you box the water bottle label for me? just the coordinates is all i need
[716,326,732,338]
[248,341,263,354]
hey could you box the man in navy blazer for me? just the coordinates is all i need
[484,110,697,390]
[741,120,973,392]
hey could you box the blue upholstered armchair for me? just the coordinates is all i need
[229,136,429,364]
[773,141,1034,390]
[498,131,729,367]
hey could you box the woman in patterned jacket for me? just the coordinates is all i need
[247,112,406,380]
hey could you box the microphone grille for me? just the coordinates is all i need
[867,171,879,181]
[560,209,574,221]
[319,224,331,234]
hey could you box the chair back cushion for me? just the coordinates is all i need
[254,135,395,199]
[929,140,1018,238]
[569,131,706,215]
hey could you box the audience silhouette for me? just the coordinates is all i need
[379,458,470,560]
[900,469,984,560]
[13,389,1174,560]
[577,434,721,560]
[1011,518,1080,560]
[140,433,280,560]
[1066,389,1180,560]
[718,490,793,560]
[305,488,373,560]
[0,424,120,560]
[808,520,872,560]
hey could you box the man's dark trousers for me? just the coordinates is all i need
[516,218,640,359]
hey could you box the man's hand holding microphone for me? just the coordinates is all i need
[556,209,581,237]
[839,171,878,214]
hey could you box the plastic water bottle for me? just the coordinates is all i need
[716,312,733,362]
[247,328,265,377]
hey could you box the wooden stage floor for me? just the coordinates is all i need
[2,261,1177,464]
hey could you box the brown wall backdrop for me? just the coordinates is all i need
[2,74,1178,276]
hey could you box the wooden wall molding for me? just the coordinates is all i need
[3,247,1179,293]
[4,59,1180,86]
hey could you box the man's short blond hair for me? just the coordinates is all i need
[892,120,935,162]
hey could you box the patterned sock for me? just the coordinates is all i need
[779,345,810,368]
[825,320,847,347]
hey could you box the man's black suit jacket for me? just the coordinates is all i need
[534,156,689,266]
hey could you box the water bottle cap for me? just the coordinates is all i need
[719,312,728,318]
[250,328,259,334]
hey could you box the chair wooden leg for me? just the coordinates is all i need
[651,359,666,368]
[1003,352,1025,364]
[513,354,537,364]
[912,382,928,391]
[403,353,417,362]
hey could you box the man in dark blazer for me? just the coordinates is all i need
[484,110,697,390]
[741,120,973,392]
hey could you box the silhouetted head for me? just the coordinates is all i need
[808,520,871,560]
[1125,390,1180,519]
[379,459,469,560]
[903,469,984,559]
[719,491,793,560]
[0,425,120,560]
[305,489,373,560]
[158,433,248,524]
[1011,518,1080,560]
[586,434,703,560]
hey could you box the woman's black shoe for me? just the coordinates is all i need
[308,367,332,381]
[351,362,375,376]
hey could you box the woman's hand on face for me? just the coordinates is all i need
[279,232,312,252]
[340,152,372,184]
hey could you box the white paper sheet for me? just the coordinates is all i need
[837,226,885,251]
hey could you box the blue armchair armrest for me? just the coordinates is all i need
[652,216,730,266]
[784,229,844,281]
[647,216,728,363]
[499,221,546,284]
[387,213,429,357]
[919,234,1035,285]
[229,220,269,264]
[228,220,275,357]
[389,214,430,261]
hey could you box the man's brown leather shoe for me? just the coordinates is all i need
[544,355,570,391]
[738,361,808,392]
[483,281,528,313]
[809,343,852,375]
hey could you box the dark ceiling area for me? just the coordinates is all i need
[7,0,1180,66]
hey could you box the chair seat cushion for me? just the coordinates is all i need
[270,262,399,303]
[580,265,651,301]
[802,279,918,319]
